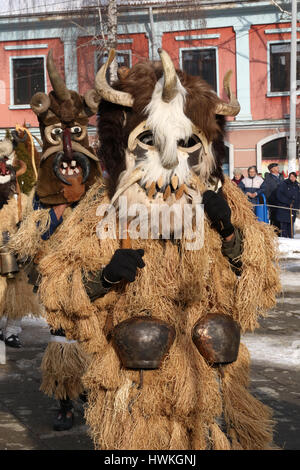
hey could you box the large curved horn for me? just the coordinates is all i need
[215,71,240,116]
[158,48,178,103]
[47,50,71,102]
[30,92,51,115]
[84,89,101,114]
[94,49,134,107]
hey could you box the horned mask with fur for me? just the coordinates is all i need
[30,50,101,205]
[96,49,240,215]
[0,133,27,209]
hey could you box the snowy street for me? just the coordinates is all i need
[240,234,300,450]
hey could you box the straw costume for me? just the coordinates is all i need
[38,50,280,449]
[8,51,102,430]
[0,133,41,347]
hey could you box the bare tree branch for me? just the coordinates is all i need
[269,0,292,18]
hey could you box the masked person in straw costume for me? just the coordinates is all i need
[8,50,102,430]
[0,131,42,348]
[38,49,281,449]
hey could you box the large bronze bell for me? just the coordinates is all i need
[192,313,240,365]
[0,232,19,279]
[111,316,176,369]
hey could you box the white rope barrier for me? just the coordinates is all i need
[253,203,300,213]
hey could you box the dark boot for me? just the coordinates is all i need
[5,334,21,348]
[53,397,74,431]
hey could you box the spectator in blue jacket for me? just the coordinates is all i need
[276,172,300,238]
[239,166,264,207]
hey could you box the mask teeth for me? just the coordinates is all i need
[175,184,188,200]
[163,185,171,201]
[171,175,179,190]
[147,181,156,199]
[157,175,164,189]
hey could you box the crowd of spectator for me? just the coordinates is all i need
[232,164,300,238]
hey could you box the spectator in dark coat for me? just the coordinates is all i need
[276,172,300,238]
[260,163,284,232]
[239,166,264,206]
[231,169,244,186]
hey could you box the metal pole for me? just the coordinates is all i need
[288,0,298,173]
[107,0,118,83]
[149,7,156,60]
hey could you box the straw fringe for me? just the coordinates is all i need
[209,423,232,450]
[0,194,42,319]
[0,194,27,234]
[169,421,190,450]
[1,270,42,319]
[222,178,281,332]
[40,341,90,400]
[38,178,281,449]
[8,190,50,261]
[221,344,275,450]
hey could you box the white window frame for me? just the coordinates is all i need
[267,40,300,97]
[9,54,47,109]
[94,49,132,74]
[256,132,288,173]
[224,141,234,178]
[179,46,219,95]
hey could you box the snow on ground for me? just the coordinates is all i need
[278,236,300,259]
[242,333,300,371]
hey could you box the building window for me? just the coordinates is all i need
[181,48,217,91]
[115,52,130,68]
[262,137,287,160]
[270,42,300,92]
[222,145,230,176]
[12,57,45,105]
[95,50,131,82]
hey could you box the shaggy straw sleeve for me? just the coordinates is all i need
[0,193,42,320]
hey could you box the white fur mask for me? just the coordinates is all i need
[144,76,193,170]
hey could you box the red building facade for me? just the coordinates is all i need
[0,1,299,177]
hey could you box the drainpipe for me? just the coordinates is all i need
[288,0,298,173]
[149,7,156,60]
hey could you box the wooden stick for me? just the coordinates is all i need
[15,125,38,181]
[121,224,132,249]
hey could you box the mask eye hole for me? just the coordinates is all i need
[71,126,82,135]
[51,128,63,136]
[137,131,154,147]
[177,134,201,149]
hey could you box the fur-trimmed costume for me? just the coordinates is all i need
[9,51,102,419]
[37,50,280,449]
[10,190,90,399]
[0,138,41,344]
[0,194,41,317]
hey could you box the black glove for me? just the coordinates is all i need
[202,190,234,239]
[102,249,145,285]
